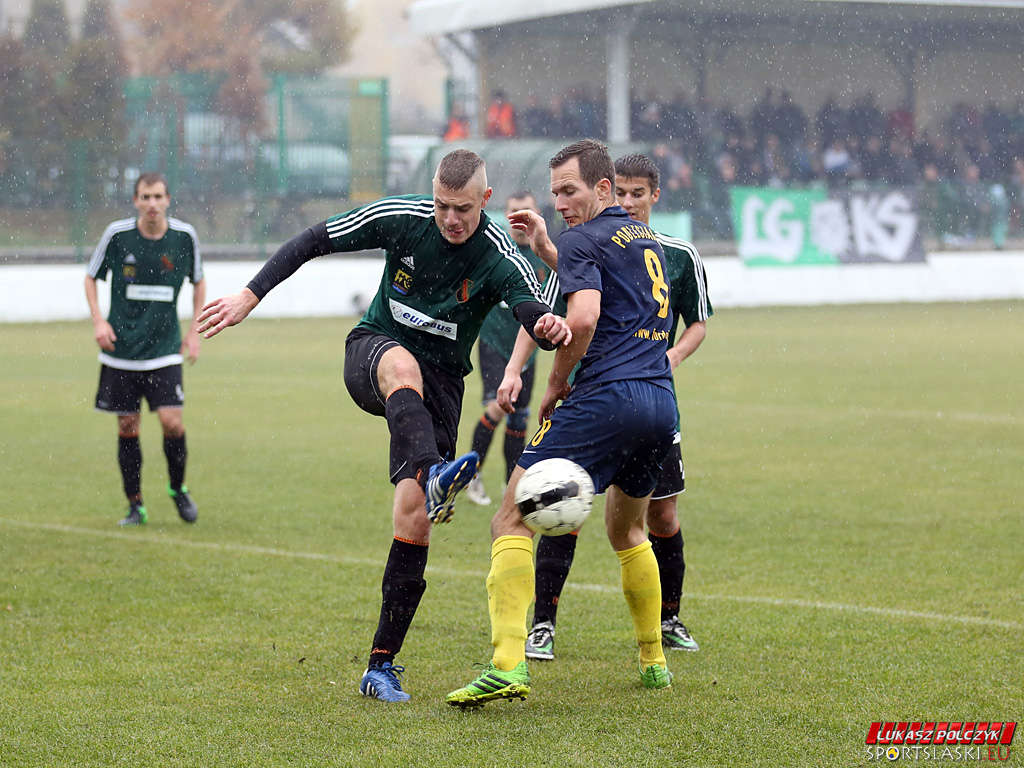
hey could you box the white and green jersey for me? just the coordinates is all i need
[329,196,547,377]
[87,217,202,370]
[657,232,713,345]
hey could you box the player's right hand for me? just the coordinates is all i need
[198,289,259,338]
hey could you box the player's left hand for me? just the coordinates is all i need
[534,313,572,346]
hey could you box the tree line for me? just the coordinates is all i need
[0,0,352,205]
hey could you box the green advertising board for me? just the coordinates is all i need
[730,187,839,266]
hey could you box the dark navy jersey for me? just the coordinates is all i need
[555,205,673,392]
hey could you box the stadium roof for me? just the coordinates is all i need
[407,0,1024,37]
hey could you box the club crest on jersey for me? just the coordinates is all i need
[161,254,174,271]
[456,279,473,303]
[123,265,137,282]
[392,268,413,295]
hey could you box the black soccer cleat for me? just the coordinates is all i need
[118,501,148,527]
[167,483,198,523]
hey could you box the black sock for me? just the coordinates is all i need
[532,532,579,627]
[384,388,439,486]
[503,428,526,482]
[164,434,187,491]
[470,412,499,465]
[649,529,685,621]
[369,538,429,667]
[118,435,142,500]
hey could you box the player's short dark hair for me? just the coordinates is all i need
[549,139,615,190]
[506,189,536,206]
[436,149,486,191]
[614,153,660,191]
[134,171,169,197]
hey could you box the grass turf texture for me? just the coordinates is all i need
[1,303,1022,767]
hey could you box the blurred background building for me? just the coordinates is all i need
[2,0,1023,257]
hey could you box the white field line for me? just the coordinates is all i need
[4,519,1021,633]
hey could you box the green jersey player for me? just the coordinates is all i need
[198,150,571,703]
[85,171,205,527]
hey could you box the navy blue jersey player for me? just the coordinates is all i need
[447,139,677,708]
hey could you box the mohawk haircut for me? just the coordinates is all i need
[435,149,486,191]
[549,139,615,190]
[614,153,660,191]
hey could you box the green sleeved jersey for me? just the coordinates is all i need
[656,232,713,345]
[477,244,561,363]
[87,217,202,370]
[325,196,546,377]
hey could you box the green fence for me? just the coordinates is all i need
[0,74,388,259]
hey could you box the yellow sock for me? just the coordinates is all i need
[486,535,535,671]
[617,540,666,669]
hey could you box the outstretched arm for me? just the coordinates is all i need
[198,223,333,338]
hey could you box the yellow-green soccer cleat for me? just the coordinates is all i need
[446,661,531,708]
[640,662,673,690]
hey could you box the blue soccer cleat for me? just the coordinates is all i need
[424,451,479,524]
[359,661,411,702]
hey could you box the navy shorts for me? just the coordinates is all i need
[95,364,184,414]
[518,379,676,498]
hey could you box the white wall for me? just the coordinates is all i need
[2,252,1024,324]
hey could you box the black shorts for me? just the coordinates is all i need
[344,327,464,484]
[478,341,535,424]
[95,364,184,415]
[651,433,685,499]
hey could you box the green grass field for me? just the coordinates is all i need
[2,303,1022,767]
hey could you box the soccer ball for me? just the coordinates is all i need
[514,458,595,536]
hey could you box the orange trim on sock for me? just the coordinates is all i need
[480,414,498,430]
[648,523,681,538]
[505,428,526,438]
[394,536,429,547]
[386,384,423,400]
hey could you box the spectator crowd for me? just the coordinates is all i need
[453,87,1024,244]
